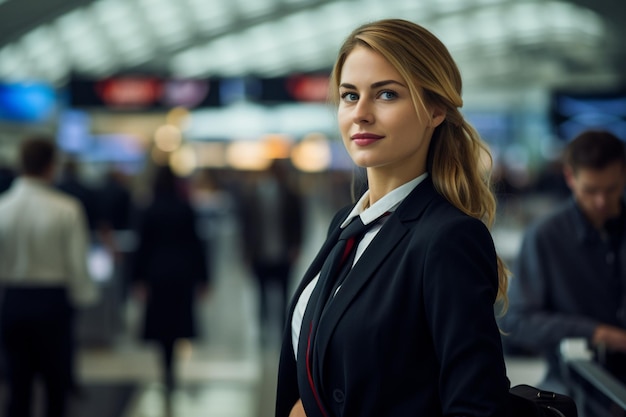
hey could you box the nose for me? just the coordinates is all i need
[352,100,374,124]
[593,193,608,211]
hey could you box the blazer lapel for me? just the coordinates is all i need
[312,214,407,362]
[313,178,439,375]
[292,225,343,302]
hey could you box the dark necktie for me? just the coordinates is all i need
[301,213,390,417]
[315,215,379,310]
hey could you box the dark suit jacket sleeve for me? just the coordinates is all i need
[423,216,510,416]
[498,221,598,351]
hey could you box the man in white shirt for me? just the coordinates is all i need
[0,136,98,417]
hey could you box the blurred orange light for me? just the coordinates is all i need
[291,133,331,173]
[262,134,292,159]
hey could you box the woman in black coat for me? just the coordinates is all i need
[132,165,208,393]
[276,19,511,417]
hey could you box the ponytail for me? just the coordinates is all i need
[430,114,510,314]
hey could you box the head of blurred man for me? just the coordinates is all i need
[563,130,626,230]
[19,136,57,181]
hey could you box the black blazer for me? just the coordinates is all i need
[276,177,510,417]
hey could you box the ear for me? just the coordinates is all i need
[563,165,576,190]
[429,106,446,128]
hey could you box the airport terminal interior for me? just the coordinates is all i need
[0,0,626,416]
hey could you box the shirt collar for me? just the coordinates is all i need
[340,173,428,228]
[570,196,626,242]
[15,176,50,190]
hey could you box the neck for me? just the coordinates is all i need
[23,171,53,184]
[366,168,426,206]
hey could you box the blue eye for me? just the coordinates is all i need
[379,90,397,100]
[341,92,358,102]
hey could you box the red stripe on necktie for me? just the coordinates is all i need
[341,236,356,265]
[306,322,328,417]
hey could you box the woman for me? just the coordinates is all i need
[275,19,510,417]
[132,165,208,395]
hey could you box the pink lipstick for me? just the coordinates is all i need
[351,133,384,146]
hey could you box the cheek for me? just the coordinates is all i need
[337,114,351,148]
[337,109,351,135]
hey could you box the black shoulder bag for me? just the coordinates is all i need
[509,384,578,417]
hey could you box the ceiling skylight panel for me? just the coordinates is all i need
[232,0,276,19]
[187,0,236,35]
[281,0,316,5]
[93,0,131,27]
[21,26,69,82]
[114,37,154,66]
[55,8,113,71]
[0,46,29,80]
[204,34,251,75]
[428,15,468,50]
[546,2,603,37]
[510,2,547,36]
[315,1,363,40]
[278,14,331,69]
[356,0,398,21]
[430,0,472,15]
[93,0,155,66]
[21,26,64,67]
[471,8,508,44]
[280,10,319,43]
[232,27,286,75]
[170,46,210,77]
[244,22,280,57]
[474,0,509,7]
[384,0,436,21]
[136,0,193,48]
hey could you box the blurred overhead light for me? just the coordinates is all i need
[226,141,272,171]
[291,133,332,173]
[170,144,198,177]
[154,124,183,152]
[261,134,293,159]
[166,107,191,129]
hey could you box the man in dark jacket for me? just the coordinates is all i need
[500,130,626,392]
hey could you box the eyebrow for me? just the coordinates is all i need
[339,80,407,90]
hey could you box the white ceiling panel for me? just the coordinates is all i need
[0,0,619,91]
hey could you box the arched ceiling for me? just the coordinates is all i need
[0,0,624,89]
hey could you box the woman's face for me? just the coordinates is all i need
[338,45,443,179]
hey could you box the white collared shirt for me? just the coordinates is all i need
[0,177,98,307]
[292,173,428,357]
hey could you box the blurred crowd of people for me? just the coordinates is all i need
[0,123,623,416]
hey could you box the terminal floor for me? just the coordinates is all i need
[72,284,547,417]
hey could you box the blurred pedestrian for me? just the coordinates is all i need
[97,165,134,233]
[56,156,99,233]
[500,130,626,392]
[239,159,304,340]
[0,136,98,417]
[131,165,209,398]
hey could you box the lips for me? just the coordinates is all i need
[351,133,384,140]
[351,132,384,146]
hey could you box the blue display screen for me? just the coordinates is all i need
[0,82,57,123]
[551,90,626,141]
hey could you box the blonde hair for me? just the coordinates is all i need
[329,19,509,310]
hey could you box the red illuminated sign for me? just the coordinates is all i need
[286,75,329,102]
[97,78,162,108]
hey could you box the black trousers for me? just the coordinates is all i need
[0,287,73,417]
